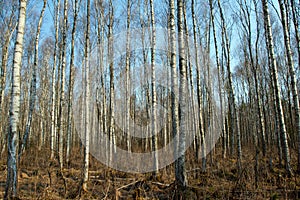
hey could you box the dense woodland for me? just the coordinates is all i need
[0,0,300,199]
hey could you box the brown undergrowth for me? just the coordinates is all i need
[0,145,300,199]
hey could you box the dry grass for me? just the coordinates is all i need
[0,145,300,199]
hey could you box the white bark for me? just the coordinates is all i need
[149,0,159,174]
[177,0,187,187]
[261,0,292,174]
[83,0,91,191]
[125,0,131,152]
[192,0,206,171]
[278,0,299,174]
[19,0,47,161]
[66,0,79,167]
[218,0,242,170]
[5,0,27,198]
[169,0,179,179]
[108,0,116,165]
[58,0,68,169]
[50,0,61,160]
[209,0,226,159]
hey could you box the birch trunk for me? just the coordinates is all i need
[66,0,79,167]
[50,0,61,160]
[0,24,15,125]
[57,0,68,169]
[192,0,206,172]
[149,0,159,174]
[177,0,187,187]
[290,0,300,69]
[261,0,292,174]
[278,0,300,173]
[5,0,27,198]
[82,0,91,191]
[108,0,116,165]
[0,22,16,155]
[169,0,180,182]
[217,0,242,171]
[19,0,47,161]
[209,0,226,159]
[125,0,131,152]
[239,0,267,157]
[95,0,107,144]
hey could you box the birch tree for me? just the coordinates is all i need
[169,0,180,184]
[5,0,27,198]
[125,0,132,152]
[217,0,242,171]
[57,0,68,169]
[0,4,17,156]
[261,0,292,175]
[82,0,91,191]
[192,0,206,171]
[177,0,187,188]
[66,0,80,167]
[108,0,116,165]
[19,0,47,161]
[277,0,300,174]
[149,0,159,174]
[50,0,61,160]
[209,0,226,159]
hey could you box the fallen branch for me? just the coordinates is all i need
[101,180,110,200]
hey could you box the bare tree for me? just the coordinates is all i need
[19,0,47,161]
[149,0,159,174]
[50,0,61,160]
[192,0,206,172]
[177,0,187,188]
[261,0,292,175]
[5,0,28,198]
[217,0,242,171]
[125,0,132,152]
[82,0,91,192]
[277,0,300,174]
[66,0,80,167]
[0,3,17,157]
[209,0,226,159]
[108,0,116,165]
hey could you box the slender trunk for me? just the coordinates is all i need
[177,0,187,188]
[290,0,300,69]
[5,0,27,198]
[188,0,198,166]
[66,0,79,167]
[139,0,150,152]
[209,0,226,159]
[108,0,116,165]
[169,0,180,183]
[149,0,158,174]
[240,0,267,157]
[95,0,107,142]
[0,24,16,127]
[192,0,206,172]
[125,0,131,152]
[0,23,16,155]
[57,0,68,170]
[277,0,300,173]
[82,0,90,191]
[217,0,242,171]
[19,0,47,161]
[261,0,292,175]
[50,0,61,160]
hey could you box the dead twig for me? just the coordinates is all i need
[102,180,111,200]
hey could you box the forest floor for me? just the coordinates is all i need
[0,146,300,199]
